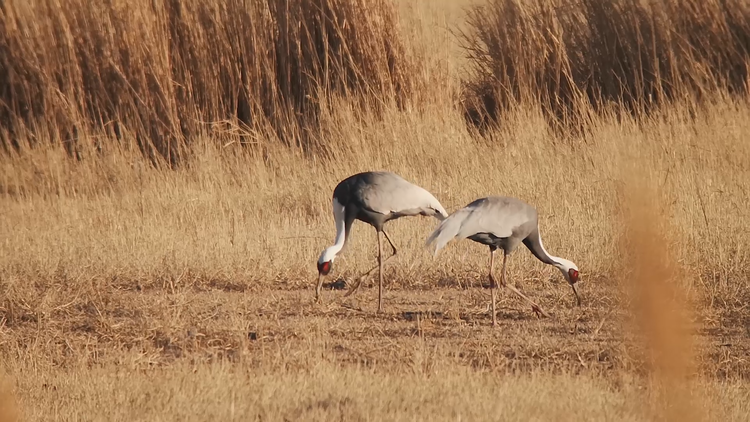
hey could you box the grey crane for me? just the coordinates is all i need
[425,196,580,326]
[316,171,448,313]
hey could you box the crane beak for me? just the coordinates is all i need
[315,273,324,303]
[570,283,581,306]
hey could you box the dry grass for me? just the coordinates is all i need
[0,0,416,163]
[10,364,750,421]
[0,375,20,422]
[618,174,704,421]
[1,0,750,420]
[462,0,750,130]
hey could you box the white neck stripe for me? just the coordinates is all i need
[319,198,347,263]
[537,230,565,269]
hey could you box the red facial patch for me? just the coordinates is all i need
[569,269,579,283]
[318,261,332,275]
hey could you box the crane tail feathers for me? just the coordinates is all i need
[424,210,466,256]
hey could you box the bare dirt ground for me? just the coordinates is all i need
[4,271,749,374]
[3,274,750,420]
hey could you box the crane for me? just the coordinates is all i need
[316,171,448,313]
[425,196,580,326]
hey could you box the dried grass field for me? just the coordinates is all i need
[1,0,750,420]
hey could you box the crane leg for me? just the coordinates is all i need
[501,254,550,318]
[345,229,397,297]
[488,249,498,327]
[377,230,384,313]
[382,230,398,256]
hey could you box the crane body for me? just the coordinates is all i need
[316,171,448,312]
[426,196,580,325]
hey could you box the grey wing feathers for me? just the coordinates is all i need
[425,196,536,255]
[360,172,448,219]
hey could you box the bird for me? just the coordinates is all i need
[316,171,448,313]
[424,196,580,326]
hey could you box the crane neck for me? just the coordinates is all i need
[318,198,347,263]
[525,226,567,269]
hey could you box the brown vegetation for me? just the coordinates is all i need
[1,0,750,420]
[462,0,750,130]
[618,174,704,421]
[0,0,415,164]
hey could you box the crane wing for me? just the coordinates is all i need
[358,172,448,219]
[425,197,534,255]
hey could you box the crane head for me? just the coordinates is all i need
[315,260,333,303]
[317,260,332,276]
[568,268,579,284]
[316,247,338,302]
[556,259,581,306]
[566,267,581,307]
